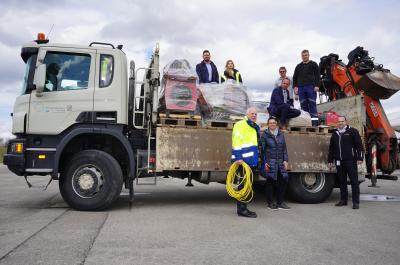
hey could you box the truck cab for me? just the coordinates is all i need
[4,35,138,210]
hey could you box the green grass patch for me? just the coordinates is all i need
[0,146,6,164]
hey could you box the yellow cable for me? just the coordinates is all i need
[226,162,254,203]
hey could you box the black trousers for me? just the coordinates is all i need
[273,105,301,125]
[336,160,360,204]
[236,166,255,213]
[265,169,287,205]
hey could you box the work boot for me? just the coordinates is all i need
[277,202,291,210]
[335,201,347,206]
[238,209,257,218]
[352,203,360,209]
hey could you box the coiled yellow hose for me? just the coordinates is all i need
[226,162,254,203]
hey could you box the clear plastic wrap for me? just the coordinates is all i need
[198,83,250,121]
[159,59,198,112]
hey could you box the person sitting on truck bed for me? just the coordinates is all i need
[260,116,291,210]
[196,50,219,83]
[231,107,260,218]
[268,78,301,130]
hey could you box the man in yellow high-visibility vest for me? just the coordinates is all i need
[231,107,259,218]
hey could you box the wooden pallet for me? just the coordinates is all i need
[286,126,335,134]
[159,113,201,120]
[159,117,202,127]
[206,120,234,129]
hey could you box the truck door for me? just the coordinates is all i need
[93,51,127,124]
[28,48,96,135]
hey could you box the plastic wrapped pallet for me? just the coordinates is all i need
[287,110,312,127]
[158,59,198,113]
[198,83,249,121]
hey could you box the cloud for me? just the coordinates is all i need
[0,0,399,137]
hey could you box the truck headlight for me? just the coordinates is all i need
[11,142,24,154]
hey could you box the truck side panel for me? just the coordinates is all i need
[156,126,231,171]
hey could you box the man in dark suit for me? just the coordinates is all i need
[268,78,301,130]
[196,50,219,83]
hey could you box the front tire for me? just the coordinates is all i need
[59,150,123,211]
[287,173,334,203]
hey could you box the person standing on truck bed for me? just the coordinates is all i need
[268,78,301,130]
[260,116,291,210]
[328,116,364,209]
[220,60,242,84]
[293,49,320,126]
[231,107,260,218]
[196,50,219,83]
[275,66,295,100]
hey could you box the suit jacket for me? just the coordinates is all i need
[196,61,219,83]
[267,87,293,116]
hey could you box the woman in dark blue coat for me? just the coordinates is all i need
[260,116,290,210]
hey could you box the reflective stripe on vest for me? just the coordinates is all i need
[235,71,240,83]
[220,74,227,83]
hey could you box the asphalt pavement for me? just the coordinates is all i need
[0,165,399,265]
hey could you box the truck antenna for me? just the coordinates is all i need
[46,24,54,40]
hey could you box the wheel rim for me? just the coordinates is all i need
[71,165,104,198]
[299,173,326,193]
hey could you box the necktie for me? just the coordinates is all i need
[283,89,287,103]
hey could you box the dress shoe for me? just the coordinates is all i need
[352,204,359,209]
[267,203,278,210]
[238,209,257,218]
[277,202,291,210]
[335,201,347,206]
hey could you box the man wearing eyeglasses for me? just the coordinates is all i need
[274,66,295,100]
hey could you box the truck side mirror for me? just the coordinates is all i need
[34,64,46,97]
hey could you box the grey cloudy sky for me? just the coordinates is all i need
[1,0,400,137]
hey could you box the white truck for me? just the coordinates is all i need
[4,35,368,210]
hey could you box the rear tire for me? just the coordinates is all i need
[59,150,123,211]
[287,173,334,203]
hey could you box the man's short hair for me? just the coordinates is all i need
[338,115,347,121]
[203,50,210,55]
[279,66,286,71]
[301,49,309,54]
[281,77,291,84]
[246,107,257,115]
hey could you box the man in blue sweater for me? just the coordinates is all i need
[196,50,219,83]
[268,78,301,130]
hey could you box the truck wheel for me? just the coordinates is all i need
[59,150,123,211]
[287,173,334,203]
